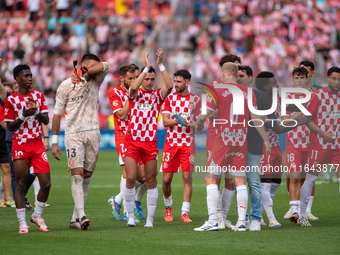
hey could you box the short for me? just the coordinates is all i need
[0,153,9,164]
[307,146,340,173]
[11,138,50,174]
[206,129,217,161]
[65,129,101,172]
[285,144,309,174]
[115,132,126,166]
[207,137,247,177]
[161,141,195,173]
[125,139,158,165]
[260,145,283,175]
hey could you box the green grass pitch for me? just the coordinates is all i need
[1,150,340,255]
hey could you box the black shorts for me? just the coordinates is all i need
[0,153,9,164]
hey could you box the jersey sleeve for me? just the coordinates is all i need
[109,90,124,114]
[94,62,110,86]
[0,104,4,122]
[206,93,217,112]
[306,92,320,117]
[162,97,171,114]
[158,88,166,104]
[4,98,14,122]
[54,81,68,116]
[39,93,49,113]
[194,97,202,121]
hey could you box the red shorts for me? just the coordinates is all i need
[285,144,308,174]
[307,146,340,173]
[12,138,50,174]
[125,139,158,165]
[207,137,247,176]
[161,141,195,173]
[260,145,283,175]
[115,134,126,166]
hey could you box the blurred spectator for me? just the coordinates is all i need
[28,0,41,23]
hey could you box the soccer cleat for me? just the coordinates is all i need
[25,197,32,210]
[181,213,192,223]
[123,212,128,221]
[134,213,140,223]
[269,219,282,227]
[144,221,153,227]
[19,222,29,234]
[224,219,235,229]
[284,207,293,219]
[80,215,91,231]
[315,179,324,185]
[30,214,49,232]
[164,207,173,222]
[307,212,318,220]
[233,222,246,232]
[290,212,299,223]
[194,221,218,231]
[4,197,15,208]
[260,217,267,226]
[217,217,225,229]
[69,219,81,229]
[127,218,136,227]
[249,220,261,231]
[135,201,145,219]
[298,216,312,227]
[108,196,121,221]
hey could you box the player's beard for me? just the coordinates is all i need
[123,79,130,90]
[175,85,186,93]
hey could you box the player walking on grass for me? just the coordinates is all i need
[124,48,173,227]
[194,62,271,231]
[51,54,109,230]
[298,67,340,226]
[108,64,146,222]
[5,64,51,234]
[161,69,200,223]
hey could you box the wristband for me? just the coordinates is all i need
[159,64,165,71]
[19,115,25,121]
[52,135,59,144]
[143,67,149,74]
[44,136,49,139]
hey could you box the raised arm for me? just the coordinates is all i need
[156,48,173,99]
[129,53,152,98]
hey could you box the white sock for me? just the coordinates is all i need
[300,174,317,218]
[16,208,26,224]
[71,206,78,222]
[181,202,190,215]
[0,178,4,198]
[146,188,158,224]
[206,184,219,225]
[33,180,40,203]
[71,175,85,219]
[270,182,280,200]
[163,194,172,208]
[289,200,300,214]
[83,178,91,205]
[306,196,314,213]
[123,186,135,222]
[323,171,330,180]
[221,187,234,220]
[34,201,46,217]
[136,182,147,202]
[261,183,275,221]
[116,178,126,204]
[236,185,248,225]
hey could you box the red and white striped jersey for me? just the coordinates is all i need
[162,92,201,147]
[127,88,166,142]
[265,96,281,147]
[307,87,340,149]
[4,90,49,145]
[286,93,311,149]
[207,83,257,147]
[108,85,129,135]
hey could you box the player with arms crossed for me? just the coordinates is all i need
[51,54,109,230]
[161,69,200,223]
[108,64,146,222]
[298,67,340,226]
[5,64,51,234]
[195,62,271,231]
[124,49,173,227]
